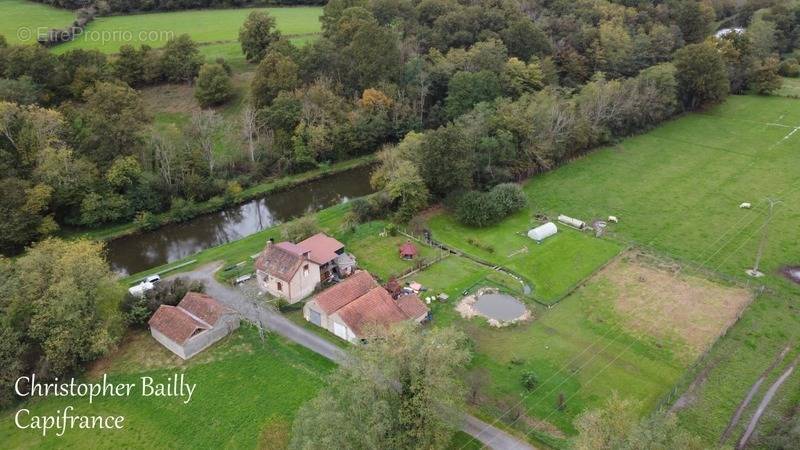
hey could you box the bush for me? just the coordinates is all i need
[490,183,527,216]
[455,191,502,227]
[194,63,233,107]
[133,211,161,231]
[121,277,205,327]
[281,215,319,242]
[779,58,800,78]
[521,371,539,391]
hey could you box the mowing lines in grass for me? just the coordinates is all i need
[462,124,797,449]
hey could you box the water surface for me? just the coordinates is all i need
[108,165,374,275]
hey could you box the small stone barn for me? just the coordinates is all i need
[149,292,240,359]
[303,271,429,342]
[399,241,418,260]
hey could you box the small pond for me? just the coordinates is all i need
[473,293,527,322]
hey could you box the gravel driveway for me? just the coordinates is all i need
[172,263,535,450]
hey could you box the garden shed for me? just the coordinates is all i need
[527,222,558,242]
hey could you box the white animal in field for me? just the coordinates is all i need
[608,215,619,223]
[739,202,751,209]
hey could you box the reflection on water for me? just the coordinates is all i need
[108,165,375,275]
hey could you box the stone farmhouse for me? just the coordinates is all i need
[255,233,356,303]
[148,292,240,359]
[303,271,429,342]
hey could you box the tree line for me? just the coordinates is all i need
[32,0,325,13]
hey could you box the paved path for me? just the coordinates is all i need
[173,263,535,450]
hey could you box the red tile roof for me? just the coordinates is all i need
[149,293,233,345]
[396,294,429,320]
[399,242,418,257]
[178,292,231,326]
[255,243,305,281]
[297,233,344,265]
[314,271,378,314]
[149,305,208,345]
[336,287,411,336]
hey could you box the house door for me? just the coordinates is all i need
[333,322,348,339]
[309,310,322,326]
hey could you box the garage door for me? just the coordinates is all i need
[333,322,348,339]
[309,310,322,326]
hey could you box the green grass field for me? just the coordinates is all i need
[0,326,334,448]
[428,213,623,304]
[53,6,322,54]
[0,0,75,44]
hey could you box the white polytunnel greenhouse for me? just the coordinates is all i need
[527,222,558,242]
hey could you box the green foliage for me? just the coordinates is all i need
[239,11,282,63]
[289,324,470,449]
[490,183,527,216]
[159,34,203,83]
[521,371,539,391]
[0,76,39,104]
[573,395,705,450]
[0,239,121,400]
[79,192,132,226]
[251,50,300,108]
[750,56,782,94]
[445,70,502,119]
[500,19,551,62]
[281,214,320,242]
[120,277,205,327]
[71,81,149,170]
[455,190,501,227]
[194,63,234,107]
[674,42,729,110]
[0,178,56,254]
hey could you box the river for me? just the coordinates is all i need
[107,165,375,275]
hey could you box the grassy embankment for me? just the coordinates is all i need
[426,94,800,445]
[0,0,75,44]
[66,155,375,242]
[52,6,322,57]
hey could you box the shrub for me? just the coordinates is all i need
[521,371,539,391]
[466,237,495,253]
[490,183,527,216]
[281,215,319,242]
[133,211,161,231]
[121,277,205,327]
[194,63,233,107]
[779,58,800,78]
[455,191,502,227]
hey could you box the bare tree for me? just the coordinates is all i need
[151,132,176,188]
[188,110,223,176]
[241,105,259,163]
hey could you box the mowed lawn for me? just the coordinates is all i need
[53,6,322,54]
[0,0,75,44]
[522,95,800,298]
[428,213,623,304]
[0,327,334,449]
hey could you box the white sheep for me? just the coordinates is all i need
[739,202,751,209]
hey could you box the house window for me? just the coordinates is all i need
[303,264,309,277]
[277,281,282,292]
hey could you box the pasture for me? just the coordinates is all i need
[426,253,750,443]
[427,213,623,304]
[52,6,322,54]
[427,94,800,445]
[0,327,334,448]
[0,0,75,44]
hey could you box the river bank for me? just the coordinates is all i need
[63,155,375,243]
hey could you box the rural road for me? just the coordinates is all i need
[172,263,536,450]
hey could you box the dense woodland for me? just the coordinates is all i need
[2,0,795,254]
[33,0,325,12]
[0,0,799,408]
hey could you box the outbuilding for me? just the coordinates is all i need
[399,241,418,260]
[527,222,558,242]
[148,292,240,359]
